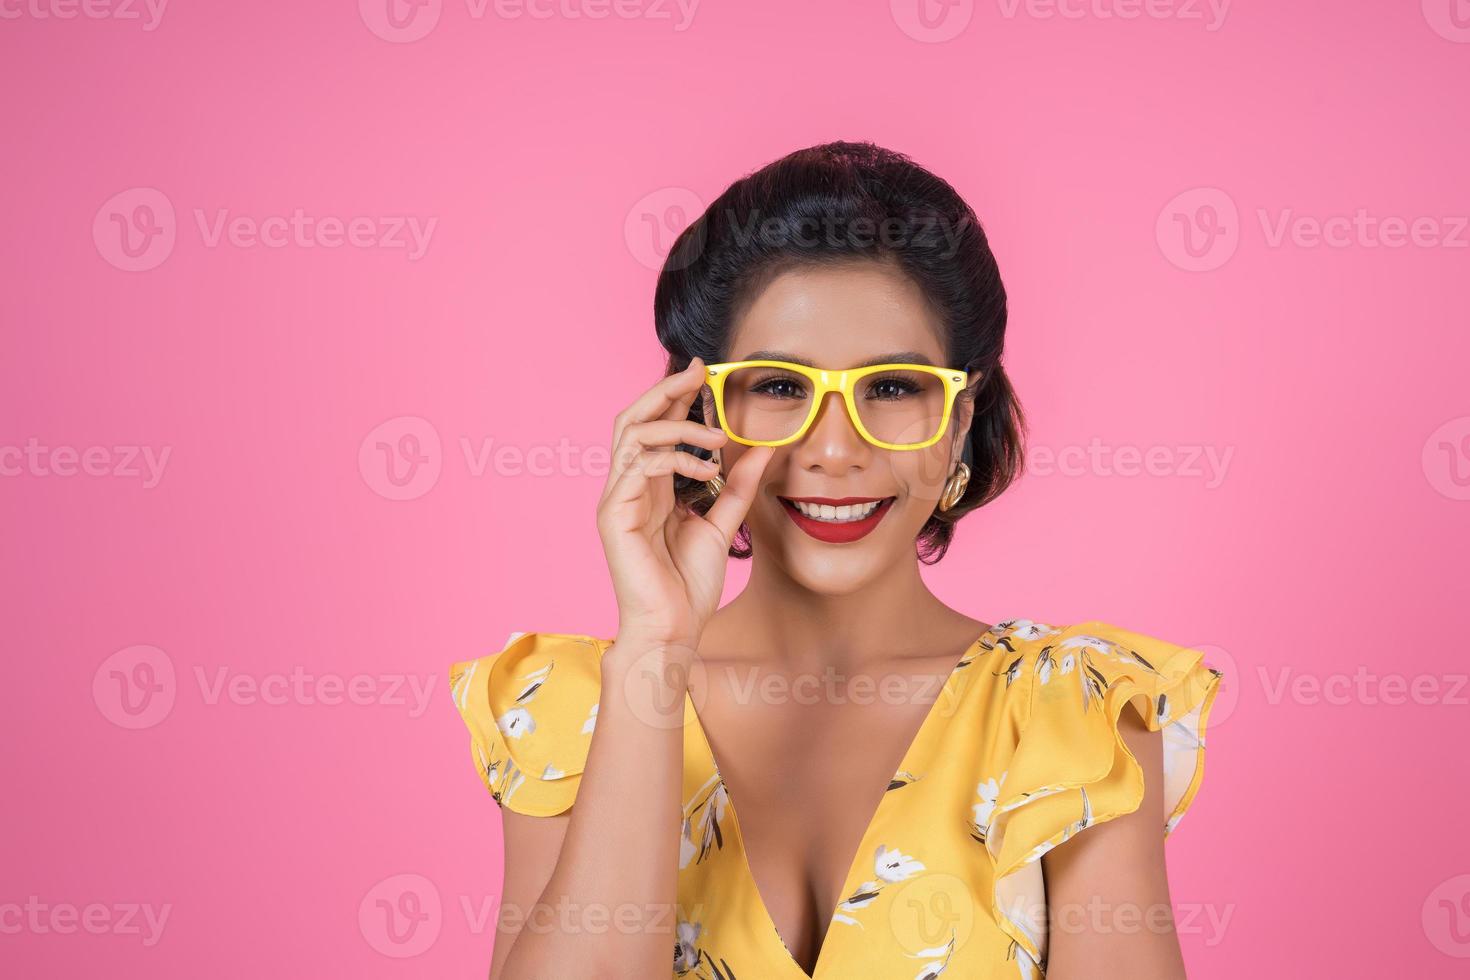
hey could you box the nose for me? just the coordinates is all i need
[791,390,870,472]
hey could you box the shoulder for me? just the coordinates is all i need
[448,631,612,816]
[975,617,1225,965]
[975,615,1225,840]
[982,618,1222,717]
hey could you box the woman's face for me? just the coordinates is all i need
[706,260,979,594]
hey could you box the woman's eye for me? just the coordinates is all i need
[868,378,919,400]
[753,378,806,399]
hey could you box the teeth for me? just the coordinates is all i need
[790,499,883,522]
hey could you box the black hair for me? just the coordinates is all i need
[653,140,1025,563]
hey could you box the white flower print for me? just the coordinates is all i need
[987,620,1060,688]
[496,706,535,739]
[1057,634,1107,652]
[673,918,702,974]
[499,767,526,805]
[838,881,882,915]
[1047,631,1167,713]
[680,777,729,870]
[698,783,728,852]
[1047,638,1111,711]
[1058,633,1163,675]
[1065,784,1094,841]
[970,773,1007,842]
[1036,650,1075,686]
[679,817,696,870]
[875,844,925,883]
[889,769,923,791]
[495,661,555,740]
[1004,619,1061,642]
[998,655,1025,687]
[581,701,598,734]
[511,662,553,702]
[911,929,957,978]
[833,846,925,931]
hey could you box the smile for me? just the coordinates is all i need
[777,495,897,543]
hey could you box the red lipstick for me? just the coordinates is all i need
[777,496,897,544]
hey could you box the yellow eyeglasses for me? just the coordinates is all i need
[704,360,973,451]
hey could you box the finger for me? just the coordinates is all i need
[609,419,727,488]
[661,359,709,424]
[610,357,708,453]
[703,445,774,545]
[606,448,720,510]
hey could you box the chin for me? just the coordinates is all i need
[756,504,926,594]
[784,555,881,597]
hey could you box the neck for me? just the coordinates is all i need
[708,547,982,673]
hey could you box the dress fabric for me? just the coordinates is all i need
[449,618,1223,979]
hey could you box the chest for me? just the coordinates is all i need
[687,662,955,973]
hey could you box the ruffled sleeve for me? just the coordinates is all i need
[982,620,1224,967]
[448,631,609,817]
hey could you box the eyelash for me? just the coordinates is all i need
[864,373,922,399]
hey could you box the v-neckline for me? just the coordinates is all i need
[681,623,1001,979]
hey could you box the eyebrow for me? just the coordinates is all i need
[736,350,939,368]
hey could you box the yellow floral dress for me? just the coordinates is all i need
[449,618,1223,979]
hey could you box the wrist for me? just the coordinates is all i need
[601,636,697,732]
[606,633,698,671]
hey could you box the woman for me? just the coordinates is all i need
[450,142,1222,979]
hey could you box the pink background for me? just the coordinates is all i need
[4,1,1468,976]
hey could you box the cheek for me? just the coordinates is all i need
[899,447,955,501]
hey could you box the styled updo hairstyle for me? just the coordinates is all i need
[653,140,1025,563]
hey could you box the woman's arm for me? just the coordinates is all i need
[491,809,567,978]
[1040,697,1189,980]
[488,357,771,977]
[492,636,688,980]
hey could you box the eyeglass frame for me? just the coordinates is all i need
[702,360,977,451]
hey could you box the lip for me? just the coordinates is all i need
[777,495,897,544]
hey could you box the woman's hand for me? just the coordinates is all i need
[596,356,773,653]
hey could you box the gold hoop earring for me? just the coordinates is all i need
[705,460,725,499]
[938,462,970,512]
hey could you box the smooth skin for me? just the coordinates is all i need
[488,258,1186,979]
